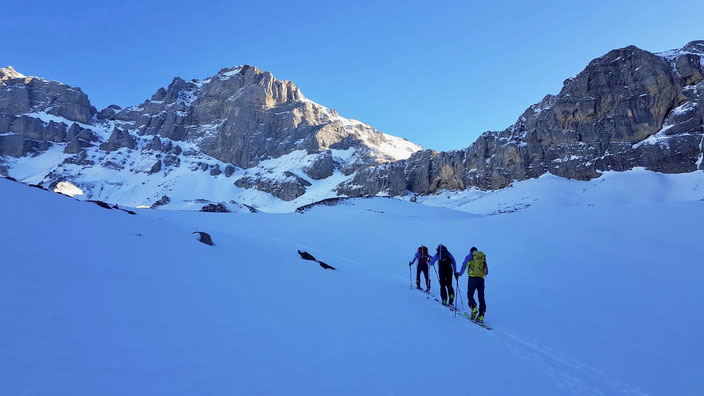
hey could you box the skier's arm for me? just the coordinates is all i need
[428,252,438,266]
[409,252,419,265]
[450,253,457,273]
[457,253,472,276]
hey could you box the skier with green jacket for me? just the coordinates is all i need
[455,247,488,323]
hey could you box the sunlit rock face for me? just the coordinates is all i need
[53,181,83,197]
[338,41,704,197]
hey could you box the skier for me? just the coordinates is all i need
[409,245,431,292]
[428,244,457,306]
[455,247,488,323]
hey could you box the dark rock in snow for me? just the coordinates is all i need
[200,203,230,213]
[297,250,317,261]
[99,128,137,152]
[295,197,352,213]
[152,195,171,208]
[193,231,214,246]
[148,159,162,175]
[297,250,336,270]
[209,165,222,176]
[88,200,113,209]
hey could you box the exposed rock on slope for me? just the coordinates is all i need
[338,41,704,197]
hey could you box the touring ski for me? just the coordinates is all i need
[460,311,493,330]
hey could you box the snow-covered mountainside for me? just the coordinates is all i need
[1,40,703,212]
[0,65,421,210]
[1,176,702,394]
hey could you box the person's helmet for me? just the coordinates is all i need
[470,247,477,253]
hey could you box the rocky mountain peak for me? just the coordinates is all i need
[682,40,704,54]
[0,66,27,82]
[0,63,421,206]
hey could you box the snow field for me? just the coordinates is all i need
[1,177,703,394]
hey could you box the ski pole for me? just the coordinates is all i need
[409,263,413,289]
[457,277,464,310]
[454,277,458,318]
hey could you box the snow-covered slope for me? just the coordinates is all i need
[1,177,703,394]
[414,168,704,215]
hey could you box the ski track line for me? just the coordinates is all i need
[492,328,646,395]
[202,224,648,395]
[408,288,645,395]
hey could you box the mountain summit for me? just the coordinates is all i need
[0,64,421,207]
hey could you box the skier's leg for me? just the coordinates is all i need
[439,268,448,303]
[477,277,486,314]
[415,265,421,289]
[467,277,478,309]
[421,264,430,290]
[440,270,454,304]
[447,273,454,305]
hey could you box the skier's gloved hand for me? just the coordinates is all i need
[454,272,459,279]
[409,262,413,267]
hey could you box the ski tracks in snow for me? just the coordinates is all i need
[410,288,645,395]
[233,228,646,395]
[489,327,646,395]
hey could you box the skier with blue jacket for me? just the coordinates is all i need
[428,244,457,306]
[409,245,431,292]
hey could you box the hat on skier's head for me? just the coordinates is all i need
[470,247,477,253]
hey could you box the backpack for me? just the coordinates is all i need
[468,251,487,278]
[417,246,429,265]
[438,245,452,269]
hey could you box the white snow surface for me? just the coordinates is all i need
[414,168,704,215]
[1,176,703,395]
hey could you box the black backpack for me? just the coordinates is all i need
[417,246,429,265]
[438,245,452,269]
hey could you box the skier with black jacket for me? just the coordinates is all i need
[456,247,488,323]
[428,244,457,306]
[409,245,431,292]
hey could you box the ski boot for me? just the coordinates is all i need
[469,307,478,320]
[476,313,485,323]
[441,299,447,306]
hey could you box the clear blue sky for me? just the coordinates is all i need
[4,0,703,151]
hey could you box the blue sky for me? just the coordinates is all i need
[4,0,703,151]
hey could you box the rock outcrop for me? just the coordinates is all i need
[108,65,420,172]
[235,171,312,201]
[338,41,704,197]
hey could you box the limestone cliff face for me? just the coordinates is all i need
[0,65,420,202]
[0,67,98,158]
[337,41,704,197]
[100,65,420,174]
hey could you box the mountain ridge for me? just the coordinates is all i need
[1,40,703,210]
